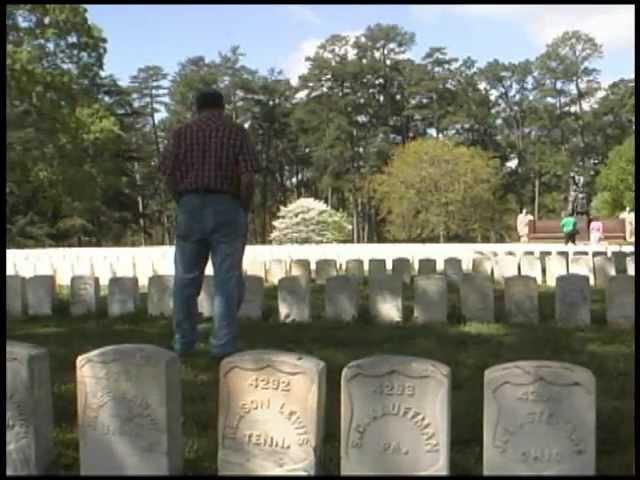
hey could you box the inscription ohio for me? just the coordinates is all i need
[76,345,182,474]
[341,355,451,474]
[218,350,326,475]
[483,361,596,475]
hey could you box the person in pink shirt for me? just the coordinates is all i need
[589,217,603,244]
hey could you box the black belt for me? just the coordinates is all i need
[177,189,240,202]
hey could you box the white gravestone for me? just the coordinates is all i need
[6,256,16,276]
[413,275,448,324]
[555,275,591,327]
[345,259,365,282]
[278,276,311,323]
[392,258,413,285]
[473,256,493,277]
[519,255,543,285]
[611,251,627,274]
[134,255,155,292]
[198,275,215,318]
[243,258,265,279]
[76,344,183,474]
[238,275,264,322]
[290,260,312,285]
[152,254,175,276]
[107,277,138,317]
[460,273,494,323]
[368,259,387,278]
[626,255,634,276]
[504,276,539,324]
[606,275,635,328]
[539,250,551,266]
[443,258,463,286]
[7,276,26,319]
[593,256,615,289]
[267,259,288,286]
[368,274,403,324]
[417,259,437,276]
[569,256,594,286]
[25,276,55,317]
[15,257,35,279]
[111,256,136,278]
[147,275,174,317]
[545,254,568,288]
[315,259,338,285]
[92,256,114,291]
[493,255,519,285]
[70,276,98,316]
[483,361,595,475]
[341,355,451,474]
[325,275,359,322]
[461,255,474,273]
[6,341,55,475]
[72,256,94,277]
[218,350,326,475]
[32,256,55,276]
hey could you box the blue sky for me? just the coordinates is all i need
[85,4,634,87]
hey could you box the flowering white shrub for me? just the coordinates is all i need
[269,197,352,244]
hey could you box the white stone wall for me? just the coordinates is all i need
[6,243,634,288]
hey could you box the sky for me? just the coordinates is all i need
[85,4,635,88]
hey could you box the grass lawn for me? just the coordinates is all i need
[6,281,635,475]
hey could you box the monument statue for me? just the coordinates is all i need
[568,173,589,216]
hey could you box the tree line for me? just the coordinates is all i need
[6,5,635,247]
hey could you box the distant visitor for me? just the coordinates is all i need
[516,209,534,242]
[560,211,578,246]
[618,207,635,242]
[588,217,603,245]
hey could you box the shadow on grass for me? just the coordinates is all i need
[7,279,635,475]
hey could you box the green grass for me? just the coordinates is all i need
[7,282,635,475]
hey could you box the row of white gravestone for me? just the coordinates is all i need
[6,273,635,328]
[266,253,635,288]
[6,342,598,475]
[6,251,633,291]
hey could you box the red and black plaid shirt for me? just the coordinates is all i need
[159,110,258,197]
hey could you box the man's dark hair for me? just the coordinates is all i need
[195,89,225,112]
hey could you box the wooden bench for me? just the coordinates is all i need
[599,219,627,242]
[527,218,626,243]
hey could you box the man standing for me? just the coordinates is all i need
[160,89,257,359]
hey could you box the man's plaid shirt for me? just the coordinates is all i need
[159,110,258,199]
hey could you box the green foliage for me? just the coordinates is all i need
[591,137,635,216]
[5,15,635,246]
[370,138,504,242]
[6,4,136,247]
[588,78,635,169]
[269,197,352,244]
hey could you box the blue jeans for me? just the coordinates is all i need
[173,193,248,354]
